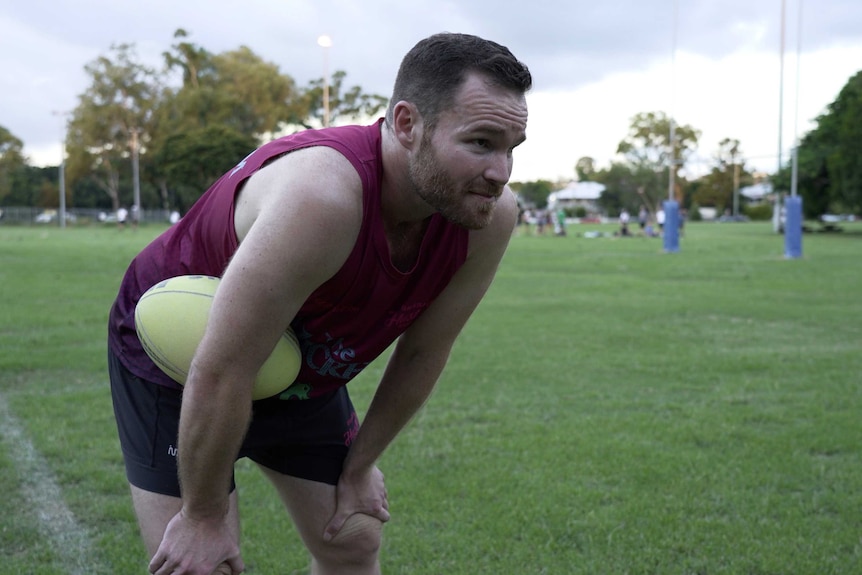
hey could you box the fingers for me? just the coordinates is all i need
[148,553,244,574]
[219,558,245,575]
[323,503,391,543]
[323,512,348,542]
[323,466,391,542]
[376,487,391,519]
[214,559,245,575]
[148,550,167,574]
[375,506,391,524]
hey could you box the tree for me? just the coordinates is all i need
[820,70,862,213]
[575,156,595,181]
[777,69,862,216]
[154,124,256,212]
[593,162,663,216]
[509,180,554,209]
[691,138,754,213]
[160,30,302,137]
[65,44,160,212]
[300,70,388,129]
[0,125,27,204]
[616,111,700,207]
[209,46,300,135]
[1,166,55,207]
[162,28,211,90]
[149,30,306,210]
[54,30,390,213]
[617,112,700,171]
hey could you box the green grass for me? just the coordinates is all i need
[1,222,861,574]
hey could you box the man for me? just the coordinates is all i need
[117,205,128,229]
[619,208,630,236]
[108,32,531,574]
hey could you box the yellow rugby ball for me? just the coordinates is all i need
[134,275,301,400]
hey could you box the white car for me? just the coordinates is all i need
[34,210,77,224]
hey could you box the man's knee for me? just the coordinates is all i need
[315,513,383,566]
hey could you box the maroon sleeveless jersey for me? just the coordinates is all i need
[108,121,469,397]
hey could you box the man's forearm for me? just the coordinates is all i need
[176,378,253,518]
[342,343,450,475]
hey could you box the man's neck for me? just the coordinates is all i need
[379,125,435,229]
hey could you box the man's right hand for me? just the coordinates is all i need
[148,509,244,575]
[323,464,390,542]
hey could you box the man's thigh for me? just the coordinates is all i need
[256,466,383,559]
[129,485,240,558]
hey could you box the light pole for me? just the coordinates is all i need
[131,127,141,227]
[733,161,740,218]
[52,110,70,228]
[317,35,332,127]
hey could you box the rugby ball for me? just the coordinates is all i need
[134,275,301,400]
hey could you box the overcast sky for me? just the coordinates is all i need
[2,0,861,183]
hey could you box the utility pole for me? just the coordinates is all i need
[317,35,333,127]
[131,128,141,227]
[733,162,740,218]
[731,146,740,218]
[52,110,70,228]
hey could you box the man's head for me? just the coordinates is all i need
[385,33,532,132]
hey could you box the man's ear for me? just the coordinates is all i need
[391,101,423,150]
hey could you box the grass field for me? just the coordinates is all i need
[1,221,860,574]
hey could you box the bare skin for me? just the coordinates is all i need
[141,70,528,575]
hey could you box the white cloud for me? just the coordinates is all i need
[511,43,862,183]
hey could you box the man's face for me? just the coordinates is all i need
[407,73,528,230]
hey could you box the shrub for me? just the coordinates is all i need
[743,203,773,221]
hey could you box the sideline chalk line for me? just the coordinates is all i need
[0,391,93,574]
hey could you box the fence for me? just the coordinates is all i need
[0,207,174,226]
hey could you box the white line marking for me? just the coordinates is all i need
[0,392,93,573]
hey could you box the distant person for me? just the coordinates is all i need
[107,32,531,575]
[619,209,631,236]
[116,206,128,230]
[638,206,648,231]
[535,209,548,235]
[519,208,533,235]
[131,204,140,229]
[554,207,567,236]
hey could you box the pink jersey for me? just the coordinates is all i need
[108,121,469,398]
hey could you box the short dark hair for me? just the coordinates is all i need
[385,33,532,129]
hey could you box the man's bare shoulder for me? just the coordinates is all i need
[235,146,364,241]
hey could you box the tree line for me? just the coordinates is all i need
[0,31,859,221]
[0,29,387,214]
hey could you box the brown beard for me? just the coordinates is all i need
[407,131,499,230]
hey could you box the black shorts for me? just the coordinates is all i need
[109,351,358,497]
